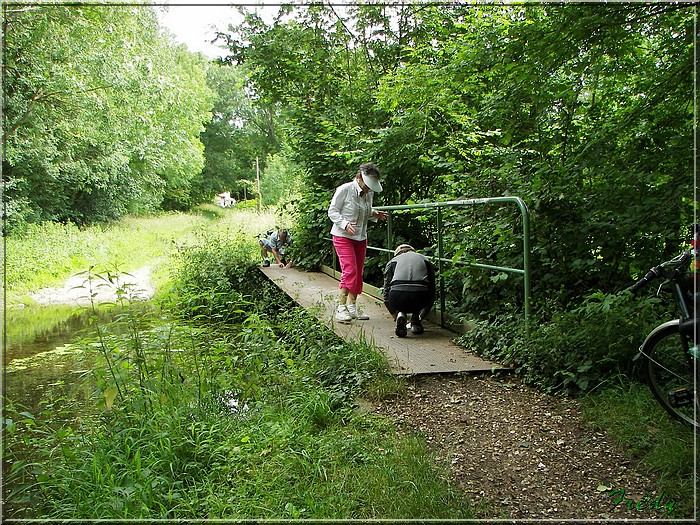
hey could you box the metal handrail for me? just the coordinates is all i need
[325,196,531,334]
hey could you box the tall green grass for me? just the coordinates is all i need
[4,208,280,304]
[2,227,472,520]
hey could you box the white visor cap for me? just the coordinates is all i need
[362,171,383,193]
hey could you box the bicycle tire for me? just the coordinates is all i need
[641,320,698,430]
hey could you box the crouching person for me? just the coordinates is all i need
[259,229,293,268]
[383,244,436,337]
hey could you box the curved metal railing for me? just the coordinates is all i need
[323,196,531,334]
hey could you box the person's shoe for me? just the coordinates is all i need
[347,304,369,320]
[262,258,271,267]
[395,312,407,337]
[335,305,353,323]
[411,320,424,335]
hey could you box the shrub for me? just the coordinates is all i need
[166,232,260,323]
[459,291,666,394]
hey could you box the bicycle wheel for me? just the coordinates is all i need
[641,320,698,430]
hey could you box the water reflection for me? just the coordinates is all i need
[6,305,90,361]
[4,305,117,414]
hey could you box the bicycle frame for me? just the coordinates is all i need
[633,252,695,358]
[656,252,694,319]
[629,229,699,429]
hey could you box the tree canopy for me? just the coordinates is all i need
[219,2,695,315]
[2,3,214,228]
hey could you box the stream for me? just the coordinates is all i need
[4,268,155,415]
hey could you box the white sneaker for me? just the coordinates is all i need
[335,305,353,323]
[346,304,369,320]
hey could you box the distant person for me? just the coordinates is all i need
[383,244,436,337]
[259,229,293,268]
[328,162,388,323]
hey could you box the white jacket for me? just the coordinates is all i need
[328,180,378,241]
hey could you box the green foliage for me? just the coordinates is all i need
[220,2,397,250]
[459,291,667,394]
[371,3,693,312]
[2,3,214,230]
[4,213,211,303]
[192,63,280,205]
[260,152,305,207]
[5,221,103,292]
[166,233,259,324]
[219,4,694,397]
[2,235,470,519]
[283,186,333,270]
[5,208,280,306]
[235,199,259,210]
[222,3,694,313]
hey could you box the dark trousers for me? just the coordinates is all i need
[385,289,432,319]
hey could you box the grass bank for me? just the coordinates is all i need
[580,380,696,515]
[2,215,472,520]
[4,205,280,305]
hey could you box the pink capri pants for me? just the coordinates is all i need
[332,235,367,296]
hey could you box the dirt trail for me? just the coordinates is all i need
[373,373,687,520]
[29,266,155,306]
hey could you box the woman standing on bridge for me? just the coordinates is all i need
[328,162,388,323]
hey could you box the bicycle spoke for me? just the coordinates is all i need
[643,323,698,429]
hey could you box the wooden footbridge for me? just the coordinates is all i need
[260,266,508,376]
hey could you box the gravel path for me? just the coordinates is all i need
[373,373,684,520]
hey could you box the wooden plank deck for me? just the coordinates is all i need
[260,266,508,375]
